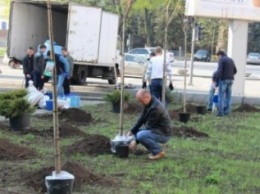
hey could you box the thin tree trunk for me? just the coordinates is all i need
[144,8,152,46]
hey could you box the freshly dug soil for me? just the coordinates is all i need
[19,124,87,138]
[24,162,115,193]
[172,126,209,138]
[65,134,111,156]
[0,138,36,160]
[233,104,260,112]
[125,102,143,114]
[169,110,179,120]
[60,108,93,124]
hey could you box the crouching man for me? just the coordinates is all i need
[127,89,173,160]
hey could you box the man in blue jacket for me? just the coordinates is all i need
[216,50,237,116]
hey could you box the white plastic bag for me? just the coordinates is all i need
[38,95,50,109]
[26,81,44,106]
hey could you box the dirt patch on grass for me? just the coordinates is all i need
[0,138,36,160]
[233,104,260,112]
[60,108,93,124]
[24,162,115,193]
[173,126,209,138]
[175,104,198,113]
[18,123,86,138]
[65,134,111,156]
[125,102,143,114]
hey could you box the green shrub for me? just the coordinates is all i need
[0,89,35,118]
[104,90,130,104]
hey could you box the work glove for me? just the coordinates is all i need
[169,83,174,91]
[142,82,147,89]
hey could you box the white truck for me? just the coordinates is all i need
[7,0,119,85]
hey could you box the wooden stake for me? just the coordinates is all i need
[47,0,61,174]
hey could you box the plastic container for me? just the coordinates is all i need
[46,100,53,111]
[45,92,53,100]
[45,171,74,194]
[70,95,80,108]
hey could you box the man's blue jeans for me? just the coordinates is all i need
[218,80,233,116]
[207,84,215,110]
[150,79,163,101]
[135,129,171,155]
[57,73,66,97]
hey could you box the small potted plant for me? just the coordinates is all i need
[0,89,35,131]
[104,90,130,113]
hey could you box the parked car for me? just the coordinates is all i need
[246,52,260,65]
[194,49,211,62]
[120,54,149,77]
[128,47,174,65]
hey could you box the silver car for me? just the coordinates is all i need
[247,52,260,65]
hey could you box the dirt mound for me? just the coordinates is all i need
[60,108,93,124]
[19,124,86,138]
[172,126,209,138]
[0,138,36,160]
[125,102,143,114]
[24,162,115,193]
[233,104,260,112]
[66,134,111,156]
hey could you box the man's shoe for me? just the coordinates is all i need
[148,151,166,160]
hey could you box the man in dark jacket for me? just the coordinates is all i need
[216,50,237,116]
[34,45,47,90]
[127,89,172,160]
[22,47,34,88]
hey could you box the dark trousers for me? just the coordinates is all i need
[24,73,34,88]
[150,79,163,101]
[63,78,70,95]
[34,71,44,90]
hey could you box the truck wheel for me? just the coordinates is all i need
[74,66,88,85]
[108,78,116,85]
[8,60,18,69]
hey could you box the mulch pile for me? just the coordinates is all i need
[172,126,209,138]
[0,138,36,160]
[24,162,115,193]
[65,134,111,156]
[19,124,86,138]
[124,102,143,114]
[233,104,260,112]
[60,108,93,124]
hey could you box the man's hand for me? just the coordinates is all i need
[142,82,147,89]
[126,131,133,136]
[169,83,174,91]
[129,140,137,150]
[26,74,31,78]
[41,76,44,79]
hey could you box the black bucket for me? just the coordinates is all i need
[196,106,206,115]
[112,102,120,113]
[179,112,190,123]
[45,171,74,194]
[9,113,30,131]
[111,141,129,158]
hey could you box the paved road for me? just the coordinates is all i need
[1,61,260,97]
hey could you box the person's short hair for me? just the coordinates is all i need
[28,46,34,50]
[62,47,68,52]
[216,50,225,56]
[40,45,47,49]
[155,46,162,54]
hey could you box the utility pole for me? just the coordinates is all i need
[188,19,196,86]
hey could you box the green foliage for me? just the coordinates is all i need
[0,89,35,118]
[104,89,130,103]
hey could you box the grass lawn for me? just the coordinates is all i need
[0,102,259,194]
[0,47,6,57]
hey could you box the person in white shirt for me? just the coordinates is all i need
[143,46,173,101]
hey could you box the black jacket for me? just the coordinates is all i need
[22,54,34,74]
[217,55,237,81]
[130,96,173,136]
[34,53,47,75]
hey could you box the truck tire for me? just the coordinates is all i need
[8,60,19,69]
[108,77,116,84]
[73,65,88,85]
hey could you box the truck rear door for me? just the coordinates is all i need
[67,4,102,63]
